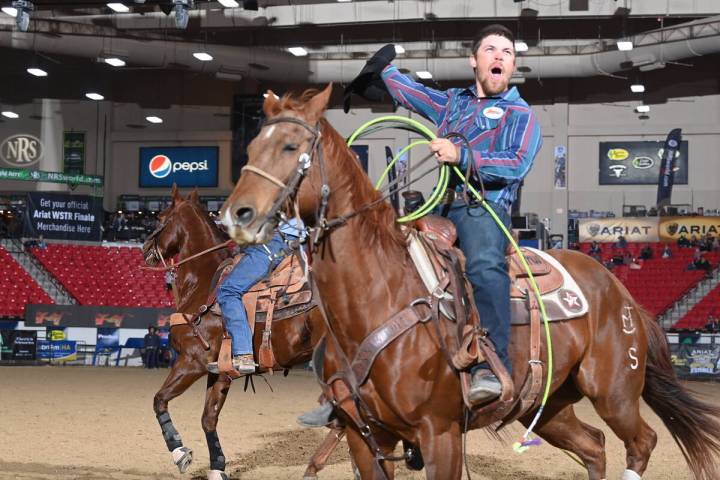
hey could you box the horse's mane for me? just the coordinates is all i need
[271,89,406,251]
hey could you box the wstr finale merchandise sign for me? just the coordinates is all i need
[26,304,175,329]
[37,340,77,361]
[24,192,102,241]
[579,216,720,243]
[0,330,37,360]
[0,167,103,186]
[63,132,86,175]
[599,140,689,185]
[139,146,219,188]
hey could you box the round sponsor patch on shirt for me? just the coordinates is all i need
[482,106,504,120]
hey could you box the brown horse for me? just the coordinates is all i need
[142,187,327,480]
[220,84,720,480]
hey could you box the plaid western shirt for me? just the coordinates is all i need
[381,65,543,211]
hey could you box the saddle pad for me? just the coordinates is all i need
[511,248,589,324]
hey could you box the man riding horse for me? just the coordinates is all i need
[207,218,304,374]
[300,24,542,426]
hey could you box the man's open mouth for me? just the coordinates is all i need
[490,66,503,79]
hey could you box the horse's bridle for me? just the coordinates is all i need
[144,218,171,268]
[231,116,331,246]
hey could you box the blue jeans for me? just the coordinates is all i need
[217,235,288,356]
[445,200,512,375]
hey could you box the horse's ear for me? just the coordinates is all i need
[262,90,279,117]
[306,83,333,122]
[171,183,181,204]
[189,188,199,204]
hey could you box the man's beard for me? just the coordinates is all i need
[479,75,509,97]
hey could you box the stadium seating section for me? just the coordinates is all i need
[673,283,720,330]
[0,246,54,318]
[30,245,173,308]
[578,242,720,319]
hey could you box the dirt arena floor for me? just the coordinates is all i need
[1,366,719,480]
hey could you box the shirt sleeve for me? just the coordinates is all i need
[459,107,542,185]
[380,65,449,126]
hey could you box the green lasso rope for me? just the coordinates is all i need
[348,116,554,449]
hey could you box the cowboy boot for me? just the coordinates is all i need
[297,402,335,428]
[468,369,502,404]
[207,354,256,375]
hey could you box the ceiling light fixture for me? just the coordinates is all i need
[630,84,645,93]
[263,93,280,99]
[394,45,405,54]
[146,116,163,124]
[107,2,130,12]
[635,105,650,113]
[192,52,213,61]
[1,6,17,16]
[104,57,126,67]
[1,111,20,119]
[416,71,433,79]
[514,41,528,52]
[288,47,308,57]
[217,0,238,6]
[86,92,104,101]
[27,67,47,77]
[617,40,633,51]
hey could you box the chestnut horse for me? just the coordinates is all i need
[220,85,720,480]
[142,187,327,480]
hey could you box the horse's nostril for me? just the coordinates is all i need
[235,207,255,226]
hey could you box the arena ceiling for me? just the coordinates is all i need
[0,0,719,108]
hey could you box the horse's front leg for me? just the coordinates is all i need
[154,355,206,474]
[202,372,233,480]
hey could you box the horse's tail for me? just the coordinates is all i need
[640,308,720,479]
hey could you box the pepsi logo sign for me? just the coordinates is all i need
[149,155,172,178]
[149,155,209,179]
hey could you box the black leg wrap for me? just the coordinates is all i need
[157,412,183,451]
[206,430,226,471]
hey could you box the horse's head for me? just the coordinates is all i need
[221,84,333,245]
[142,184,204,266]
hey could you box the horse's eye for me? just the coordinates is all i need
[283,143,299,152]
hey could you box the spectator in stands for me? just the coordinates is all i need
[37,235,46,250]
[639,244,653,260]
[713,236,720,252]
[616,235,628,249]
[143,326,160,369]
[164,269,174,292]
[589,241,602,261]
[612,248,625,266]
[705,315,719,333]
[690,234,700,248]
[701,233,715,252]
[661,244,672,259]
[677,234,690,248]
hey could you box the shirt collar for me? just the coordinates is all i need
[462,84,519,101]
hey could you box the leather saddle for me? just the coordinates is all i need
[209,252,314,376]
[415,215,564,300]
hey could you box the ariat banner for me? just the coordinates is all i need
[659,217,720,242]
[24,192,102,241]
[578,218,659,243]
[580,216,720,243]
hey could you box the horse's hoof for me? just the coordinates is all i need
[207,469,228,480]
[172,446,193,473]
